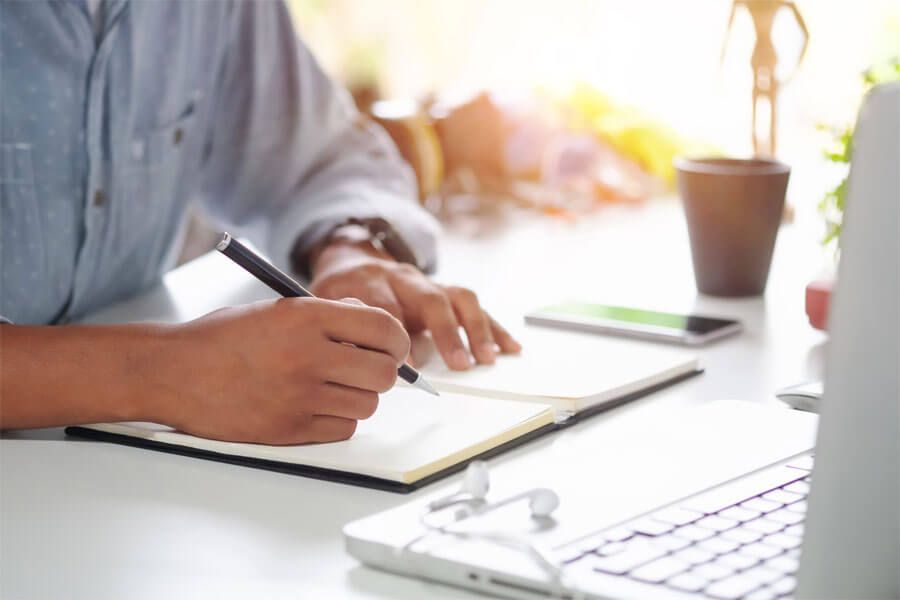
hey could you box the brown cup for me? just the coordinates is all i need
[675,158,790,297]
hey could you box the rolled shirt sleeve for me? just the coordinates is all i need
[197,1,438,275]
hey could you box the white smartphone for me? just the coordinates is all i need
[525,302,742,346]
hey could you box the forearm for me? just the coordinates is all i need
[0,323,173,429]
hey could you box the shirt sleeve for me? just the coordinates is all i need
[197,1,438,275]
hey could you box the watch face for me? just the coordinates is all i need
[355,219,420,268]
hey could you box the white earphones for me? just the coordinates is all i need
[428,461,490,511]
[480,487,560,519]
[428,461,559,519]
[403,461,564,583]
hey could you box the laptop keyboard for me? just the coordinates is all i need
[553,456,814,599]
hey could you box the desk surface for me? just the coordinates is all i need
[0,202,827,600]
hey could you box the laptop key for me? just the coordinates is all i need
[770,575,797,595]
[743,518,784,535]
[783,480,810,495]
[716,552,759,571]
[741,543,783,560]
[602,527,635,542]
[719,505,762,522]
[589,538,667,575]
[652,507,703,526]
[628,518,674,537]
[766,508,804,526]
[740,566,783,586]
[666,572,708,593]
[783,524,804,538]
[698,536,741,555]
[704,574,765,599]
[745,587,779,600]
[760,532,802,551]
[785,499,808,514]
[656,534,692,552]
[761,489,801,505]
[596,541,627,557]
[673,524,716,542]
[671,545,716,566]
[721,527,764,545]
[691,561,734,582]
[765,554,799,574]
[629,556,690,583]
[740,498,782,514]
[695,515,739,532]
[576,533,609,553]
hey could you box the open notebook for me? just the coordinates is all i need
[69,250,700,492]
[68,387,555,492]
[68,330,698,492]
[416,327,700,418]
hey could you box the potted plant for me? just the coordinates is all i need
[806,58,900,331]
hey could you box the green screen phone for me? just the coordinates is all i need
[525,303,742,345]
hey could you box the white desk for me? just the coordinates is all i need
[0,202,827,599]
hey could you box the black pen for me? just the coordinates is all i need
[215,232,439,397]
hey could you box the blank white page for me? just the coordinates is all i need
[83,387,554,484]
[417,327,698,409]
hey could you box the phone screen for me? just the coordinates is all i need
[538,303,737,335]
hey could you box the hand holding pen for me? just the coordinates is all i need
[216,233,439,396]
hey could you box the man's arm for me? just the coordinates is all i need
[0,324,162,428]
[196,1,519,370]
[0,299,410,443]
[197,1,437,276]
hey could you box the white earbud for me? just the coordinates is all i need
[528,488,560,518]
[428,461,490,511]
[426,462,559,519]
[462,461,490,498]
[474,487,560,519]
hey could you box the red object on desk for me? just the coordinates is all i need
[805,278,833,331]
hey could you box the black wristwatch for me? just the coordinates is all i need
[292,218,419,279]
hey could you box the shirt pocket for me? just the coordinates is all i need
[115,106,199,283]
[0,143,46,322]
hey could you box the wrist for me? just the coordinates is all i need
[311,231,395,279]
[100,323,177,423]
[135,322,199,425]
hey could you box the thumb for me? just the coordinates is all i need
[338,297,367,307]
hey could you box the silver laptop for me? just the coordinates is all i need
[344,83,899,600]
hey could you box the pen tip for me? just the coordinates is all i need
[417,378,440,397]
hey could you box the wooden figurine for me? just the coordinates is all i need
[724,0,809,157]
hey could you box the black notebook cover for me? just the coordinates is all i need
[66,369,701,493]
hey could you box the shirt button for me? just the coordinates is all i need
[173,128,184,145]
[93,189,107,207]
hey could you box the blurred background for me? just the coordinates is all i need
[183,0,899,263]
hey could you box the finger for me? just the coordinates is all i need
[392,277,469,370]
[490,316,522,353]
[303,415,359,443]
[259,413,357,445]
[313,299,410,364]
[314,382,380,420]
[350,281,406,327]
[339,297,366,306]
[320,341,399,393]
[446,286,496,365]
